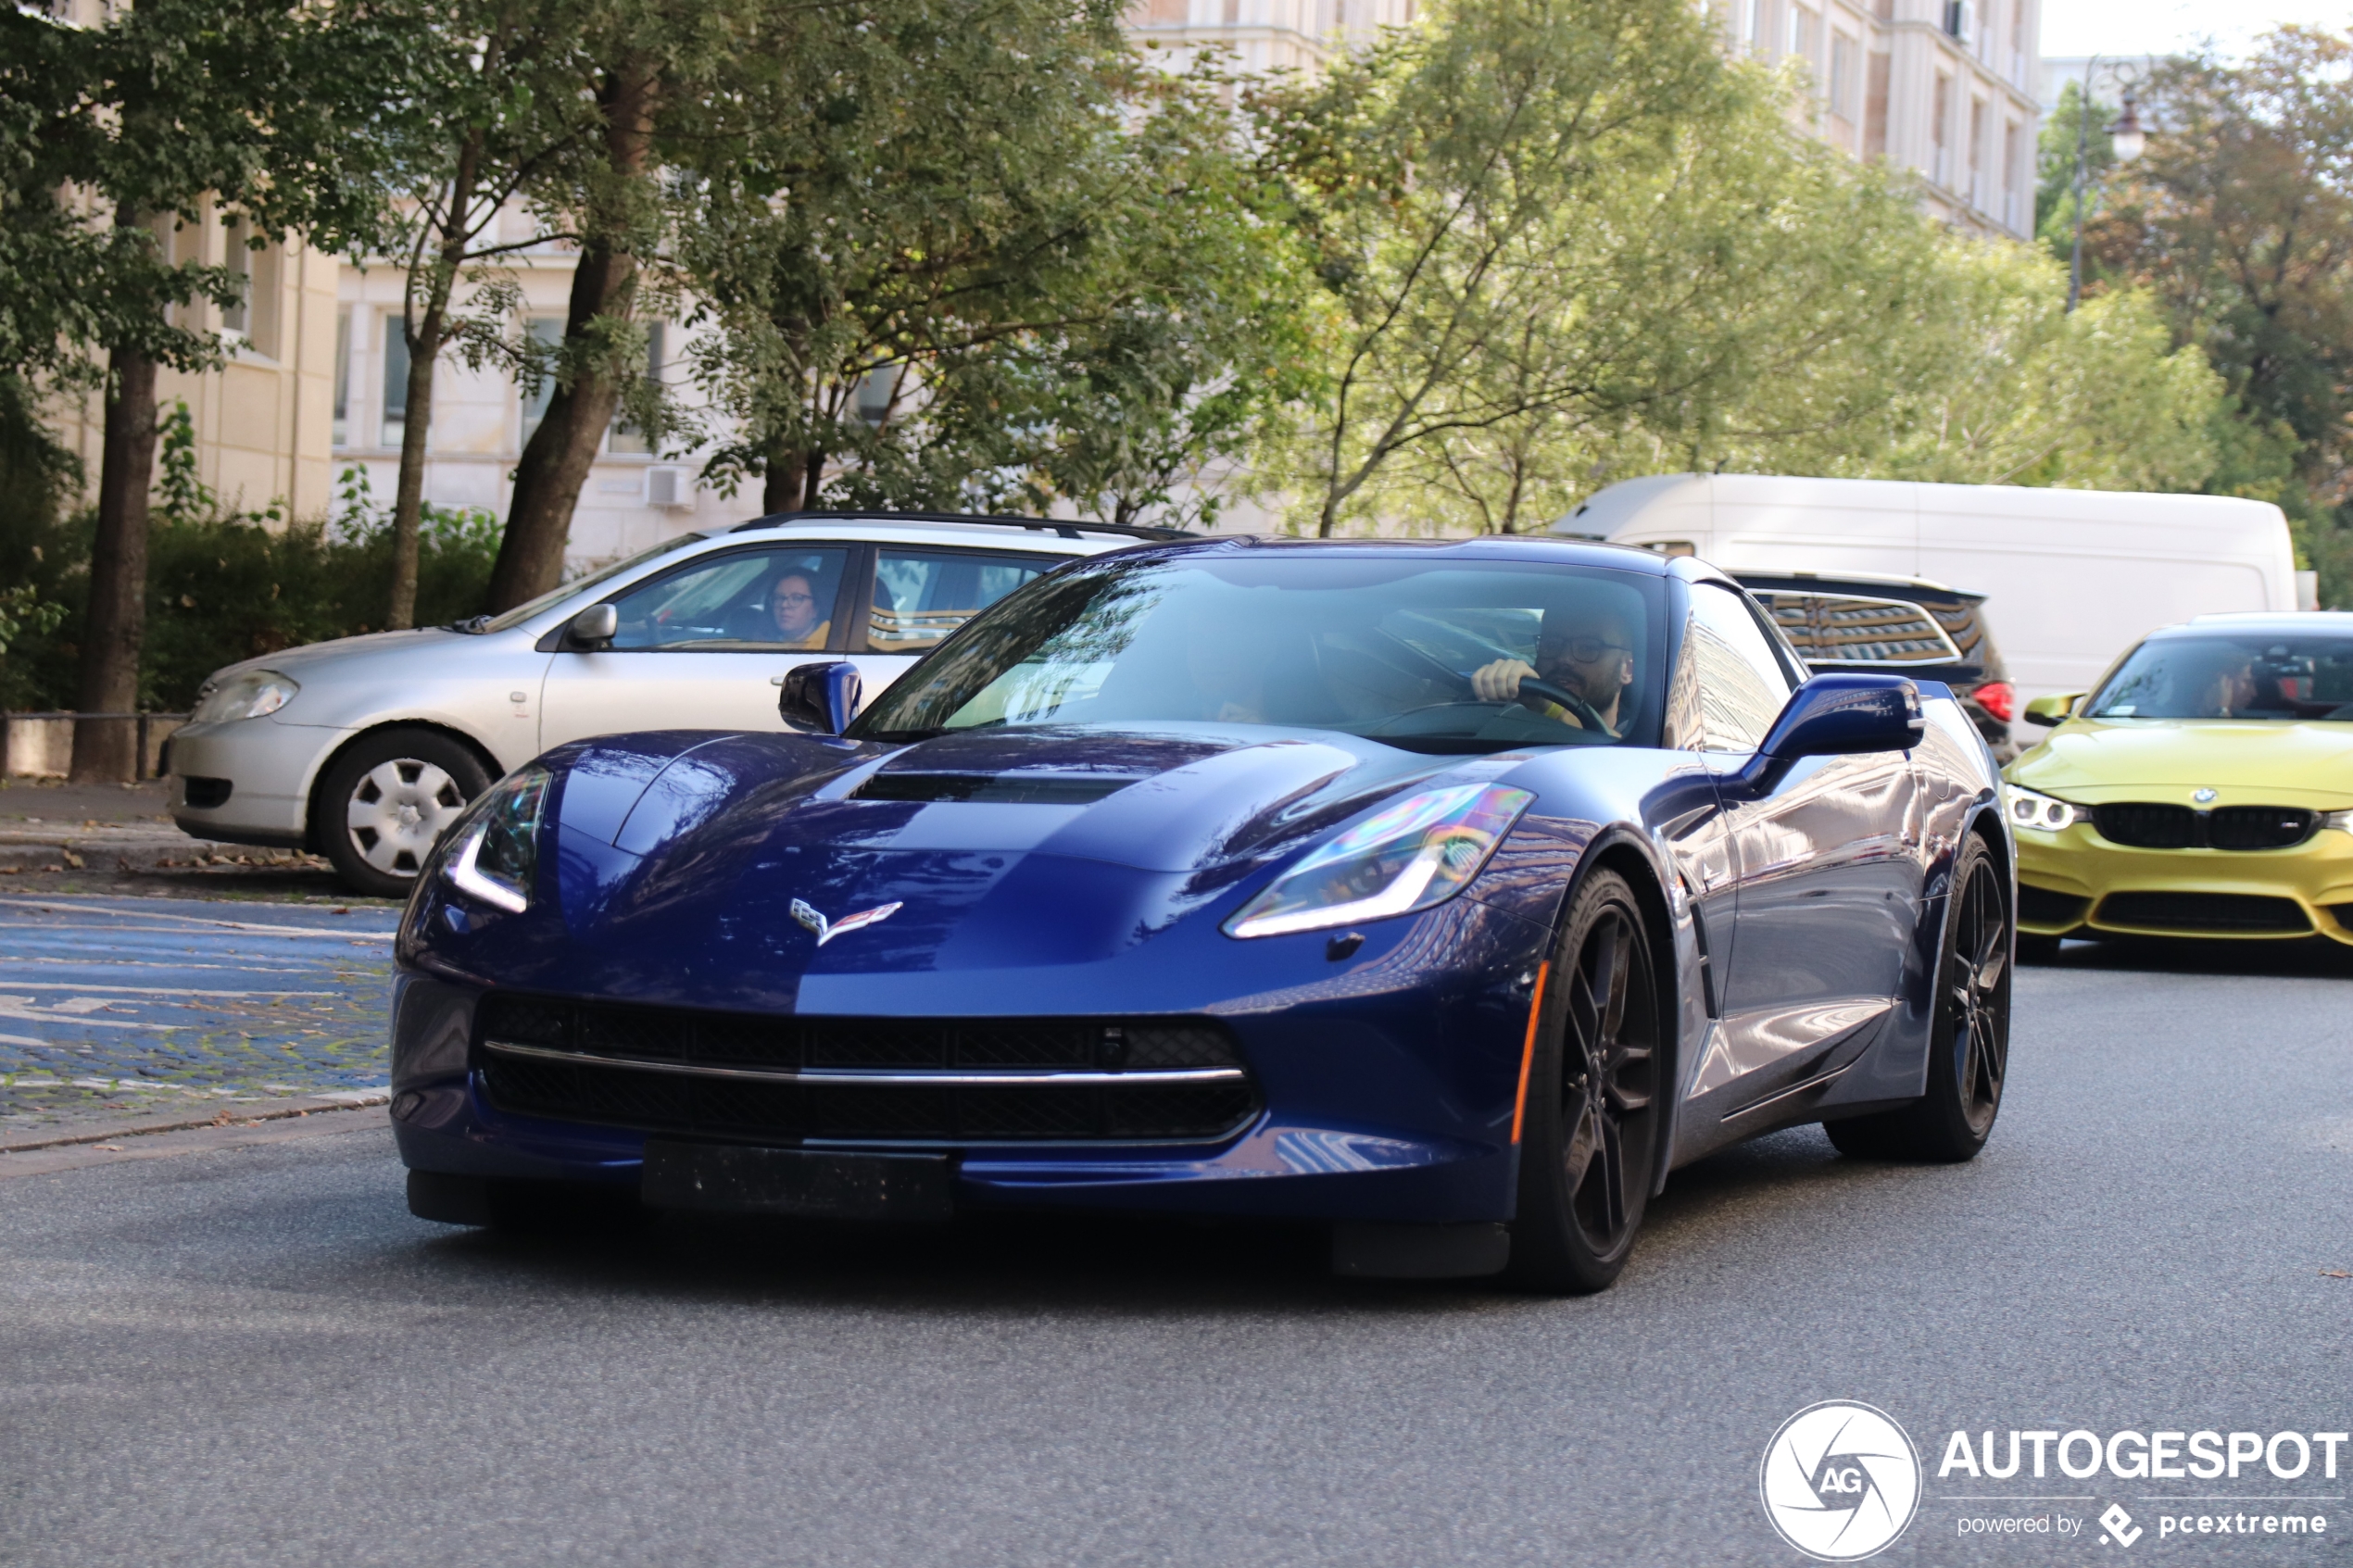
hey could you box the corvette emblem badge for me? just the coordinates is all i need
[791,897,903,947]
[2193,787,2218,804]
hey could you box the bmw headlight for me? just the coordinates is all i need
[2323,809,2353,834]
[2003,784,2085,833]
[1225,783,1534,939]
[443,766,551,914]
[192,669,298,722]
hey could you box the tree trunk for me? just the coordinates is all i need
[387,134,481,630]
[71,342,159,783]
[386,300,444,629]
[761,445,807,514]
[486,65,656,611]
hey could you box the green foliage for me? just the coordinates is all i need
[2094,26,2353,604]
[678,4,1302,530]
[1252,0,1733,534]
[0,467,498,712]
[2035,80,2117,257]
[154,399,280,527]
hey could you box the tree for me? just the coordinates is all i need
[7,0,399,778]
[484,0,736,610]
[1250,0,1729,536]
[680,19,1306,530]
[359,0,602,629]
[2090,28,2353,601]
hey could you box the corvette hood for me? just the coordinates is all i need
[2008,718,2353,808]
[532,725,1477,997]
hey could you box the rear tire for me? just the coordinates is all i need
[316,727,491,897]
[1826,834,2011,1162]
[1506,869,1665,1294]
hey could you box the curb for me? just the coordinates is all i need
[0,1089,390,1155]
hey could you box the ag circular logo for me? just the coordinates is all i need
[1759,1401,1921,1561]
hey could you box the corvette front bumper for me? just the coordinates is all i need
[2014,822,2353,943]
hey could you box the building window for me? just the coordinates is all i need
[1969,97,1986,208]
[2004,119,2023,230]
[521,315,563,445]
[1786,4,1816,63]
[221,215,249,337]
[608,322,667,456]
[332,308,351,447]
[1865,48,1891,158]
[1931,73,1952,187]
[1829,31,1857,121]
[381,314,413,449]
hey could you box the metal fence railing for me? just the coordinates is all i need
[1,712,191,781]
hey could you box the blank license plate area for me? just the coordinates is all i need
[640,1140,954,1222]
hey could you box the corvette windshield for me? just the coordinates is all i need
[850,552,1667,754]
[2087,633,2353,721]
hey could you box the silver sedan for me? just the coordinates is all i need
[166,513,1157,895]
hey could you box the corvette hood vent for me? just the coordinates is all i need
[851,771,1139,806]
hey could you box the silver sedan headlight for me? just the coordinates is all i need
[2003,784,2086,832]
[192,669,299,722]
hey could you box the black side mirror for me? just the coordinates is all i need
[779,660,862,735]
[1760,674,1924,760]
[566,603,618,650]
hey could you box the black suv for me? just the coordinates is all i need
[1735,571,2017,759]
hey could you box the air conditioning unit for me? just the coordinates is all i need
[645,465,695,510]
[1944,0,1974,44]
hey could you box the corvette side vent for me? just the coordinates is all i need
[852,771,1138,805]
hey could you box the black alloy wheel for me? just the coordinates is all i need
[1508,868,1664,1294]
[1827,833,2012,1161]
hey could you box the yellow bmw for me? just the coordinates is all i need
[2004,612,2353,957]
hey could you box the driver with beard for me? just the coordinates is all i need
[1469,607,1637,737]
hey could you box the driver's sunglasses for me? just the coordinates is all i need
[1549,636,1632,663]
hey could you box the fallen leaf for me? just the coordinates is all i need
[90,1144,123,1151]
[60,852,83,869]
[2322,1269,2350,1279]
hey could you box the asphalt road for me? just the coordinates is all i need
[2,939,2348,1567]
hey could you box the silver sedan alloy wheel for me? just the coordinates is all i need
[345,759,468,876]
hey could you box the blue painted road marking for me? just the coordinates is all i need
[0,896,400,1129]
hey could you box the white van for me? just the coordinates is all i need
[1557,473,2303,743]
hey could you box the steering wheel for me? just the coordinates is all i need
[1516,676,1611,734]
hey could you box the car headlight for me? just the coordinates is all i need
[1225,783,1534,939]
[2323,809,2353,834]
[443,766,551,914]
[2003,784,2086,832]
[192,669,298,722]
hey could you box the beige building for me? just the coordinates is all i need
[1124,0,1420,74]
[50,202,346,521]
[1719,0,2043,238]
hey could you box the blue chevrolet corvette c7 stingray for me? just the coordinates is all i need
[392,535,2014,1292]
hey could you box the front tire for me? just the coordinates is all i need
[316,728,490,897]
[1826,833,2011,1161]
[1507,869,1665,1294]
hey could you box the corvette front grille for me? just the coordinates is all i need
[473,995,1259,1145]
[2093,803,2317,851]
